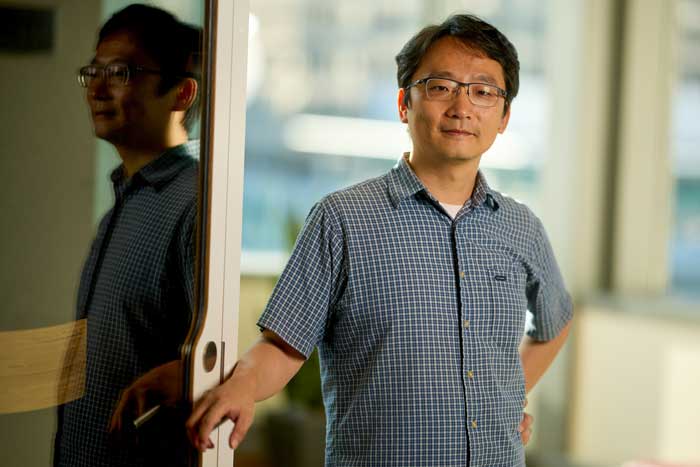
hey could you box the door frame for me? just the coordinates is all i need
[182,0,249,465]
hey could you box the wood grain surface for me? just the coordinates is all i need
[0,319,86,414]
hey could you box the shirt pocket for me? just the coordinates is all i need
[485,255,528,351]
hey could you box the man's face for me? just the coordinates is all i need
[398,36,511,165]
[87,31,176,147]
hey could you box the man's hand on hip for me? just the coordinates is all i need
[519,398,534,445]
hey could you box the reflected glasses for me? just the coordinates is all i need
[405,77,507,108]
[77,63,163,87]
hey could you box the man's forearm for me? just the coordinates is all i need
[231,330,306,402]
[519,321,572,393]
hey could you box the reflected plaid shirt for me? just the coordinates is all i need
[258,156,573,467]
[55,141,198,467]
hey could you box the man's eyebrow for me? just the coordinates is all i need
[472,73,498,85]
[427,70,458,79]
[424,71,501,86]
[89,57,129,65]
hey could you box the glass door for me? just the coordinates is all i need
[0,1,225,465]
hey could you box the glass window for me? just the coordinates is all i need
[243,0,549,264]
[670,0,700,296]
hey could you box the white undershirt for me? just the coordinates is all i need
[439,202,463,219]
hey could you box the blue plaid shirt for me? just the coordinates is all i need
[55,141,198,467]
[259,156,572,467]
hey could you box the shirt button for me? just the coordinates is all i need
[467,370,474,379]
[463,319,470,329]
[471,420,478,429]
[459,271,466,279]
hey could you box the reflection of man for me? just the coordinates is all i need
[53,5,200,467]
[188,14,571,467]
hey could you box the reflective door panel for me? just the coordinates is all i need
[0,1,206,465]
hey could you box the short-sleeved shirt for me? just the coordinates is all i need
[55,141,198,467]
[258,156,573,467]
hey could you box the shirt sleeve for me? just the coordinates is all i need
[525,215,573,341]
[176,199,196,314]
[257,200,346,359]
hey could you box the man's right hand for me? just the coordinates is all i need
[185,330,305,452]
[185,368,257,451]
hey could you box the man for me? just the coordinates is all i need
[188,14,572,467]
[53,5,201,466]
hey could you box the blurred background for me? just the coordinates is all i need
[0,0,698,466]
[235,0,700,466]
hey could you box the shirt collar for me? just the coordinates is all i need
[470,170,499,212]
[387,154,427,208]
[110,140,199,190]
[387,153,499,212]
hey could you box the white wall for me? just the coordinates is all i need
[569,303,700,465]
[0,0,98,330]
[0,1,100,465]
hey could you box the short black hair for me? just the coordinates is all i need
[396,14,520,113]
[98,4,202,132]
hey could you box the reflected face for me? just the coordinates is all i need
[87,31,175,147]
[399,37,510,165]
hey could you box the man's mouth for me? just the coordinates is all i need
[442,129,477,137]
[93,110,116,119]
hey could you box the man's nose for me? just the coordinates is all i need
[88,75,110,99]
[445,85,474,119]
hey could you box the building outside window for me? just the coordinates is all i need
[670,0,700,297]
[242,0,549,262]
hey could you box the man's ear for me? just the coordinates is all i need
[397,88,409,123]
[173,78,198,111]
[498,103,511,134]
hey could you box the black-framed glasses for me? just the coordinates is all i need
[405,77,508,108]
[77,63,164,88]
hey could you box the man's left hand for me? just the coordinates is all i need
[109,359,182,433]
[519,398,534,445]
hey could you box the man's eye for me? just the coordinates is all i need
[474,85,497,97]
[84,67,99,78]
[106,65,129,79]
[429,85,450,93]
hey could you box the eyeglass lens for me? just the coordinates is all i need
[425,78,501,107]
[78,64,130,87]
